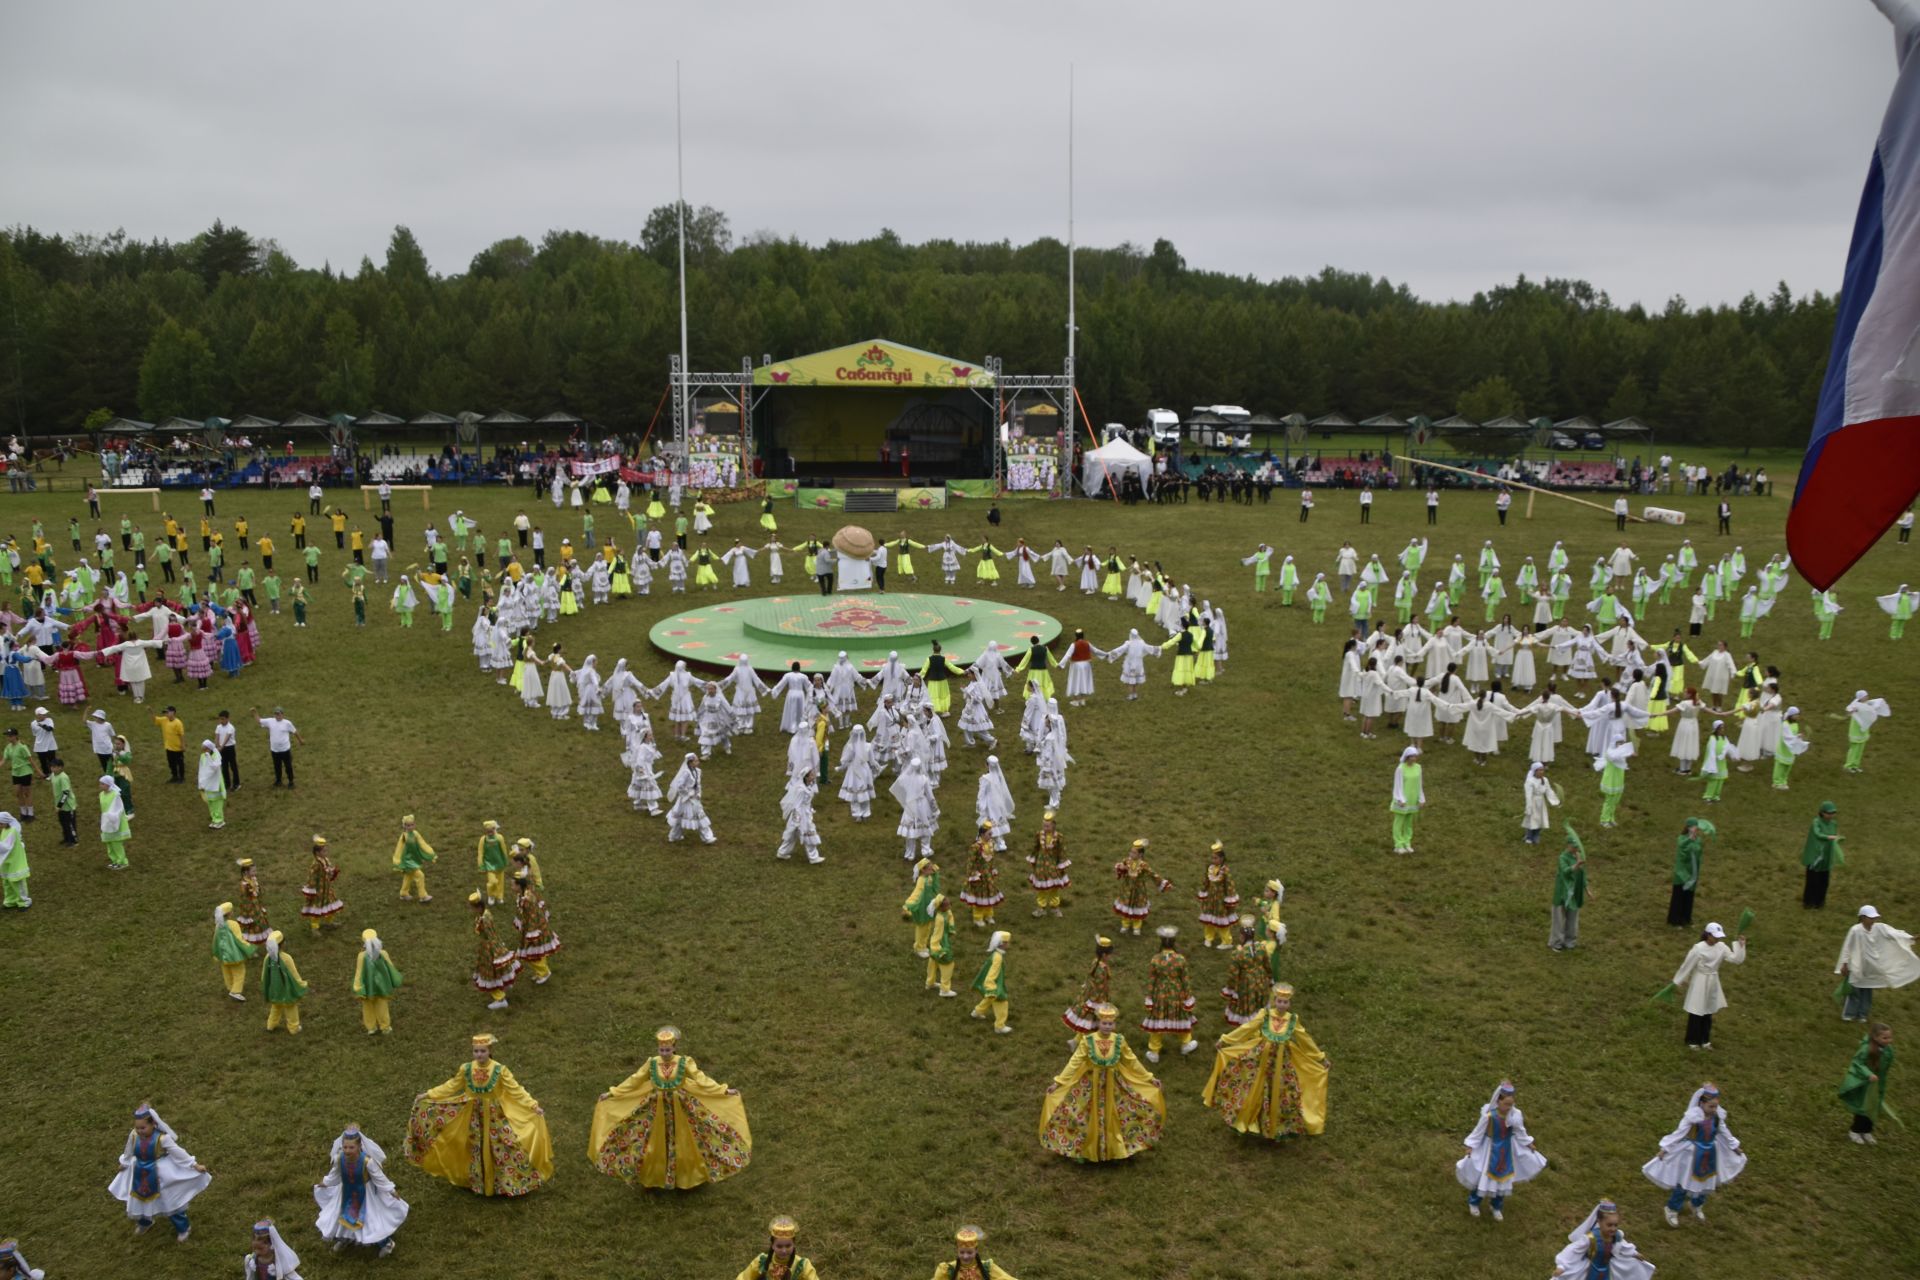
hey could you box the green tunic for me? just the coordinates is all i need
[395,831,436,872]
[1838,1037,1894,1118]
[1802,816,1844,871]
[1672,835,1703,890]
[1553,849,1588,909]
[261,953,308,1002]
[971,951,1007,1000]
[353,950,404,998]
[479,833,510,872]
[212,921,255,964]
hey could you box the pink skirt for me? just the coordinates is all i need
[164,639,188,670]
[186,648,213,679]
[57,668,88,704]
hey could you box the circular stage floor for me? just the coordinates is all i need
[648,592,1064,671]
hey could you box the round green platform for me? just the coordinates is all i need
[648,592,1064,672]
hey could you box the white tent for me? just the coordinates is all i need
[1079,437,1153,496]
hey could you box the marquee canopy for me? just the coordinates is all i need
[753,338,994,391]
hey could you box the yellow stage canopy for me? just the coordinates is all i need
[753,338,994,390]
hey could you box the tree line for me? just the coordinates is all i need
[0,209,1836,445]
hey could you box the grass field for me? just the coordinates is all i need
[2,470,1917,1279]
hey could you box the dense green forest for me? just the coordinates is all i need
[0,207,1836,442]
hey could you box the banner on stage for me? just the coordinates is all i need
[753,338,994,390]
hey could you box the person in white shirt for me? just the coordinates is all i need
[872,541,890,592]
[1358,487,1373,525]
[1425,487,1440,525]
[200,485,217,516]
[1835,903,1920,1022]
[214,710,240,790]
[87,708,116,773]
[29,705,58,774]
[1495,488,1512,526]
[1671,921,1747,1049]
[1613,495,1629,531]
[377,481,393,512]
[308,482,324,515]
[369,537,391,583]
[250,705,304,788]
[530,528,546,568]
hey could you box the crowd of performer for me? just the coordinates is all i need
[2,476,1912,1278]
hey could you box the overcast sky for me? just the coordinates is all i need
[1,1,1902,307]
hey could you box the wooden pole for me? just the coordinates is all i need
[1415,457,1642,522]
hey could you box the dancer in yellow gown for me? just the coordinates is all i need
[929,1224,1021,1279]
[735,1215,819,1279]
[588,1026,752,1190]
[1202,982,1331,1140]
[1037,1002,1166,1162]
[404,1033,554,1196]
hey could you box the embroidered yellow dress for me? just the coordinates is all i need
[405,1059,554,1196]
[588,1054,752,1189]
[1202,1007,1329,1139]
[1037,1030,1165,1162]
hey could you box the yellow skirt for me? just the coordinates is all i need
[976,561,1001,582]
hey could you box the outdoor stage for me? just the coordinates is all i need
[648,592,1063,672]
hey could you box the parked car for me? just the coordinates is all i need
[1582,432,1606,450]
[1549,432,1580,450]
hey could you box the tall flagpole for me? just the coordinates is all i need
[1065,64,1077,494]
[676,61,690,457]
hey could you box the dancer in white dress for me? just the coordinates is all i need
[955,670,997,746]
[108,1104,211,1240]
[1462,690,1511,764]
[1035,703,1072,808]
[1108,628,1157,699]
[626,729,663,814]
[650,660,700,741]
[723,656,771,734]
[1522,762,1560,843]
[698,683,736,759]
[312,1124,407,1258]
[543,647,575,720]
[1549,1201,1654,1280]
[1641,1083,1746,1226]
[1669,689,1705,773]
[975,756,1015,850]
[720,540,758,588]
[574,655,603,730]
[838,725,877,819]
[776,770,824,864]
[665,754,717,843]
[890,756,940,861]
[604,658,643,723]
[1522,682,1577,764]
[768,662,814,735]
[823,652,864,727]
[1454,1081,1548,1220]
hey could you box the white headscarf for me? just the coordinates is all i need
[329,1123,388,1166]
[1484,1079,1516,1114]
[669,753,701,797]
[1392,747,1423,806]
[1678,1082,1723,1127]
[887,756,927,810]
[1564,1199,1620,1247]
[1849,691,1892,731]
[982,756,1014,811]
[131,1102,177,1137]
[99,777,126,832]
[212,901,229,930]
[251,1218,301,1278]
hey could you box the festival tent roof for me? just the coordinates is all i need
[1598,416,1655,437]
[101,417,154,434]
[1079,436,1154,497]
[1358,413,1410,430]
[354,411,407,428]
[535,410,584,425]
[408,411,460,427]
[229,414,278,431]
[155,416,206,433]
[278,413,330,431]
[752,338,993,389]
[1553,415,1600,434]
[477,410,533,426]
[1305,412,1357,431]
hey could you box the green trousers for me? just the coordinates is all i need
[2,876,27,906]
[203,793,224,824]
[1252,576,1267,593]
[397,608,414,627]
[1599,790,1623,824]
[1280,588,1294,605]
[105,838,128,867]
[1391,810,1417,849]
[1893,619,1907,639]
[1772,758,1794,788]
[1845,737,1867,770]
[1702,775,1726,801]
[1819,618,1835,640]
[1310,605,1325,622]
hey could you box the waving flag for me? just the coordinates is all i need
[1788,0,1920,588]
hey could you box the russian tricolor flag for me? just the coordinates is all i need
[1789,0,1920,589]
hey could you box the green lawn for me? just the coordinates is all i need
[2,476,1916,1279]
